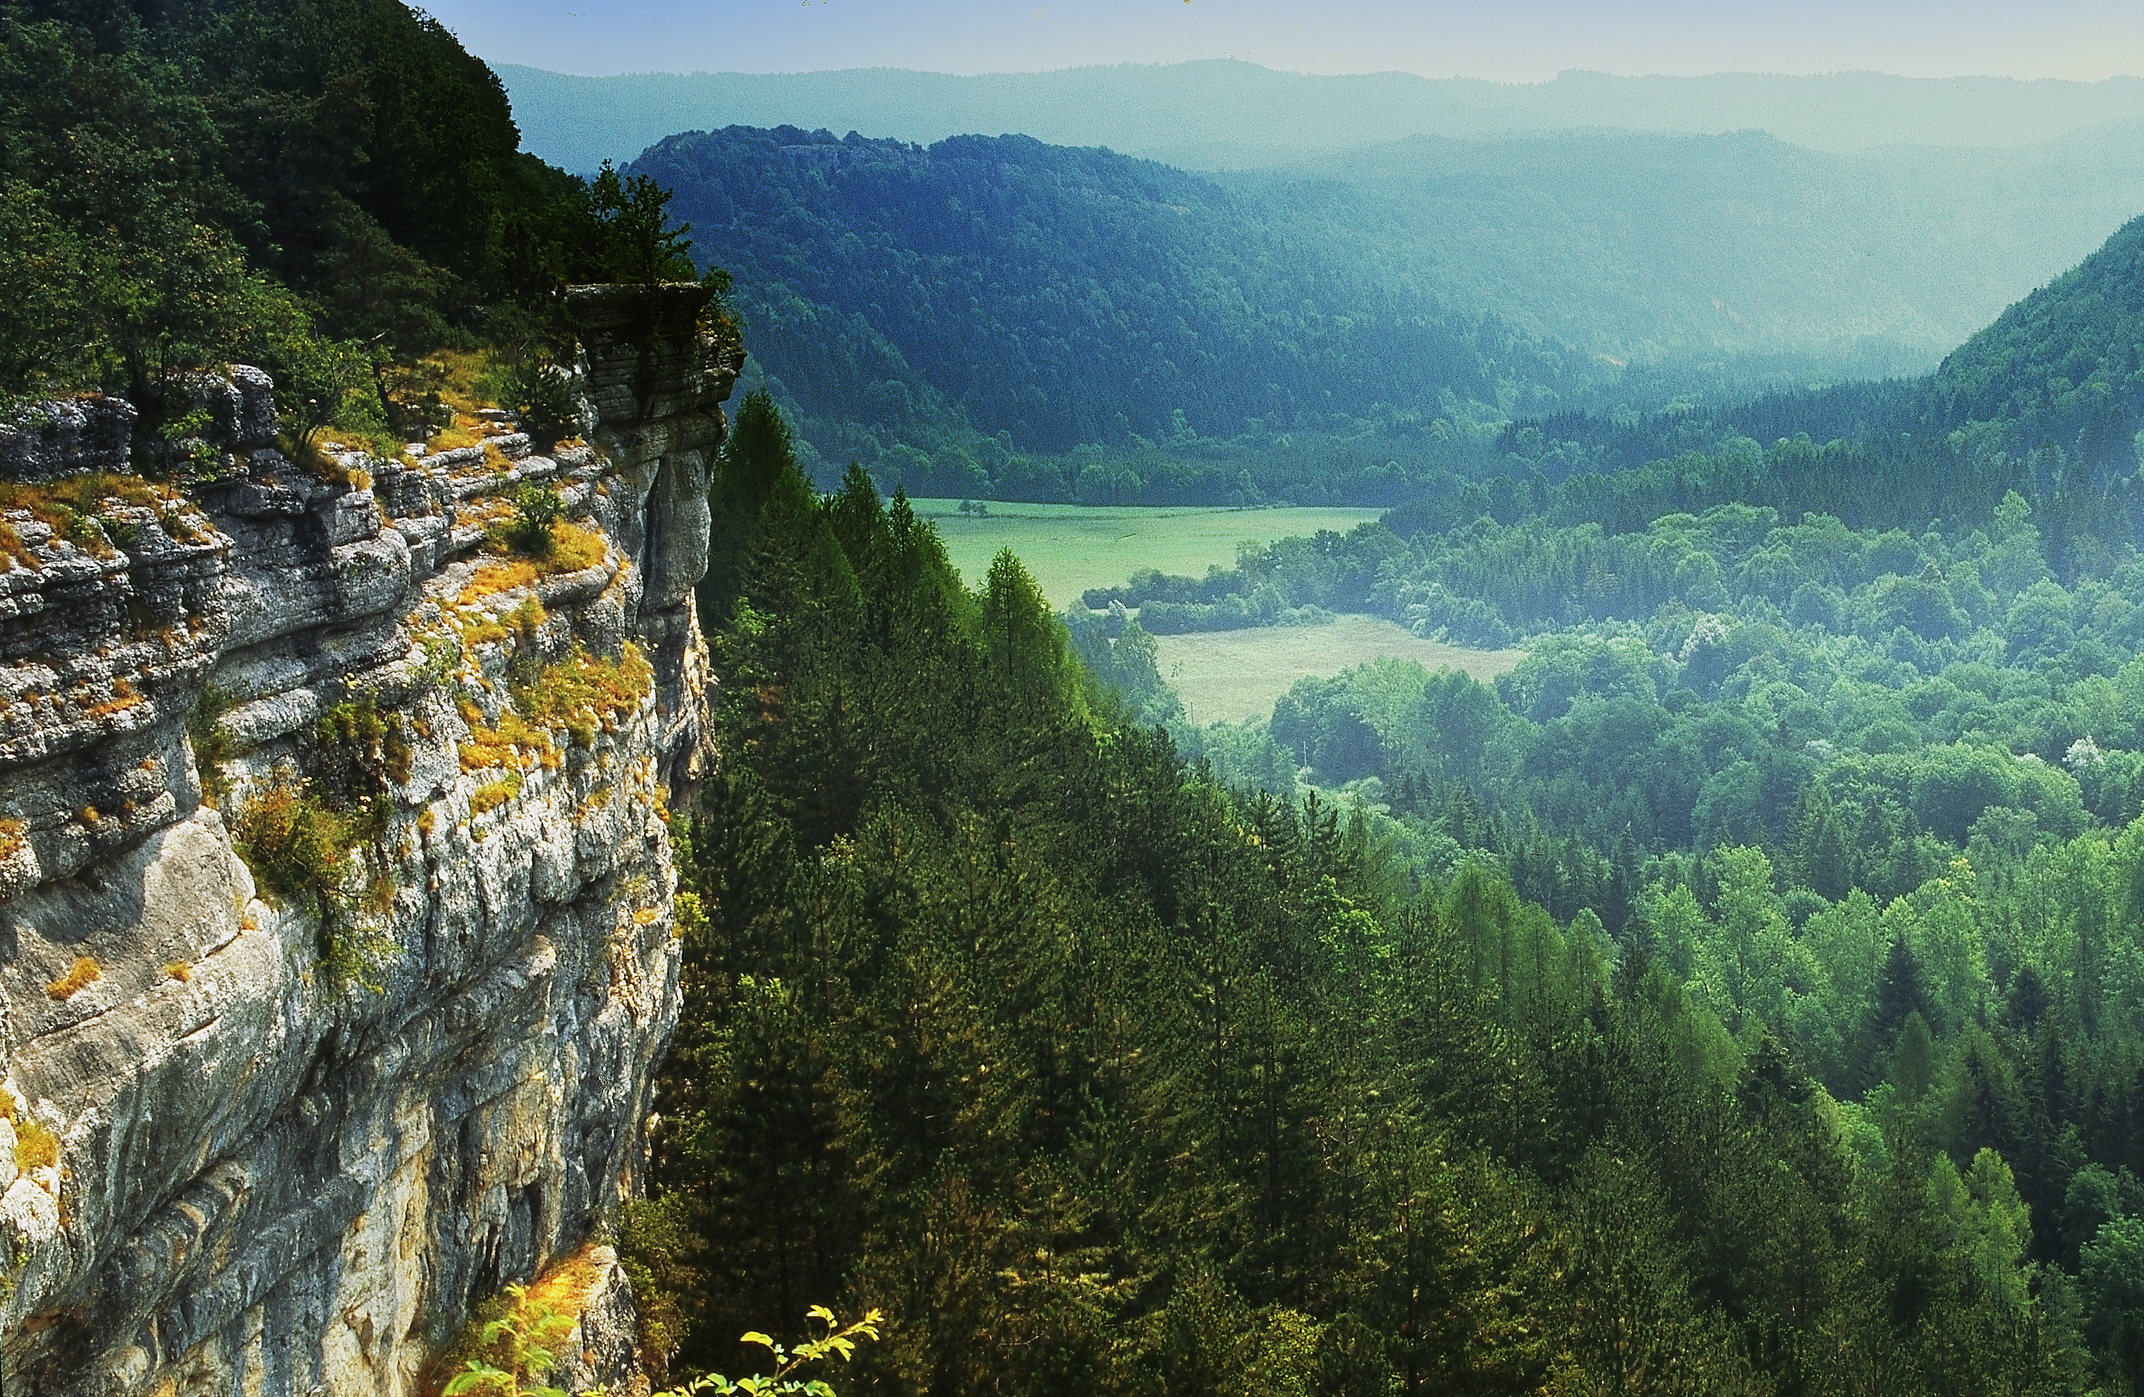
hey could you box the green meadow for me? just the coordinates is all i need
[913,500,1519,724]
[1152,617,1524,724]
[912,498,1384,611]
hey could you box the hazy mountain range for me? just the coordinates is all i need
[498,61,2144,175]
[631,116,2144,493]
[1224,120,2144,361]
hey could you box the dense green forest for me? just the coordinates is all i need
[629,120,2144,510]
[999,207,2144,1393]
[631,124,1585,501]
[627,390,2130,1394]
[0,0,696,437]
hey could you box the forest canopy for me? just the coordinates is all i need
[0,0,702,442]
[627,389,2133,1395]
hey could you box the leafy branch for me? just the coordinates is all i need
[441,1284,579,1397]
[657,1306,884,1397]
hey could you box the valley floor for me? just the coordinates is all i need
[1153,615,1522,724]
[914,498,1382,610]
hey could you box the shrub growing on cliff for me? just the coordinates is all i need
[235,782,400,993]
[439,1282,578,1397]
[186,686,239,802]
[233,783,353,907]
[503,483,566,557]
[500,359,580,449]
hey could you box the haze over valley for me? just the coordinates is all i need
[488,63,2144,508]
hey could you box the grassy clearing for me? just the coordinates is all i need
[911,499,1383,611]
[1153,615,1523,725]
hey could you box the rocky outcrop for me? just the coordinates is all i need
[0,285,739,1395]
[0,394,137,481]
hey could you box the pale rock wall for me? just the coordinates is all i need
[0,285,737,1396]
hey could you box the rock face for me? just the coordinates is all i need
[0,285,739,1396]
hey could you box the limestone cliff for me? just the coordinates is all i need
[0,285,738,1395]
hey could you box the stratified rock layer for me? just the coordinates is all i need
[0,285,738,1396]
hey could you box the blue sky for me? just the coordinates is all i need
[426,1,2142,82]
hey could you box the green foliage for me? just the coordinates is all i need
[615,1195,702,1382]
[584,160,696,286]
[0,177,97,396]
[0,0,677,442]
[266,321,373,451]
[653,1307,882,1397]
[499,358,579,447]
[440,1284,576,1397]
[645,387,2090,1395]
[186,684,239,803]
[502,483,567,558]
[2083,1215,2144,1390]
[699,390,813,630]
[1063,606,1182,728]
[230,696,406,994]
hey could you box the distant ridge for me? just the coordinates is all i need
[496,60,2144,174]
[625,121,2144,506]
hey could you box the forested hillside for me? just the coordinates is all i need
[1235,122,2144,364]
[627,392,2100,1396]
[632,121,2144,506]
[1034,206,2144,1394]
[1927,213,2144,486]
[1491,212,2144,506]
[0,0,698,441]
[632,125,1582,500]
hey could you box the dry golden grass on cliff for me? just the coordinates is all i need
[454,645,652,778]
[455,524,604,619]
[0,521,31,569]
[403,349,512,454]
[0,473,171,521]
[461,596,546,648]
[458,558,539,607]
[288,436,373,487]
[516,644,653,747]
[0,473,181,566]
[458,700,552,774]
[470,772,522,816]
[13,1118,57,1172]
[46,955,100,1000]
[0,1085,61,1173]
[540,520,604,571]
